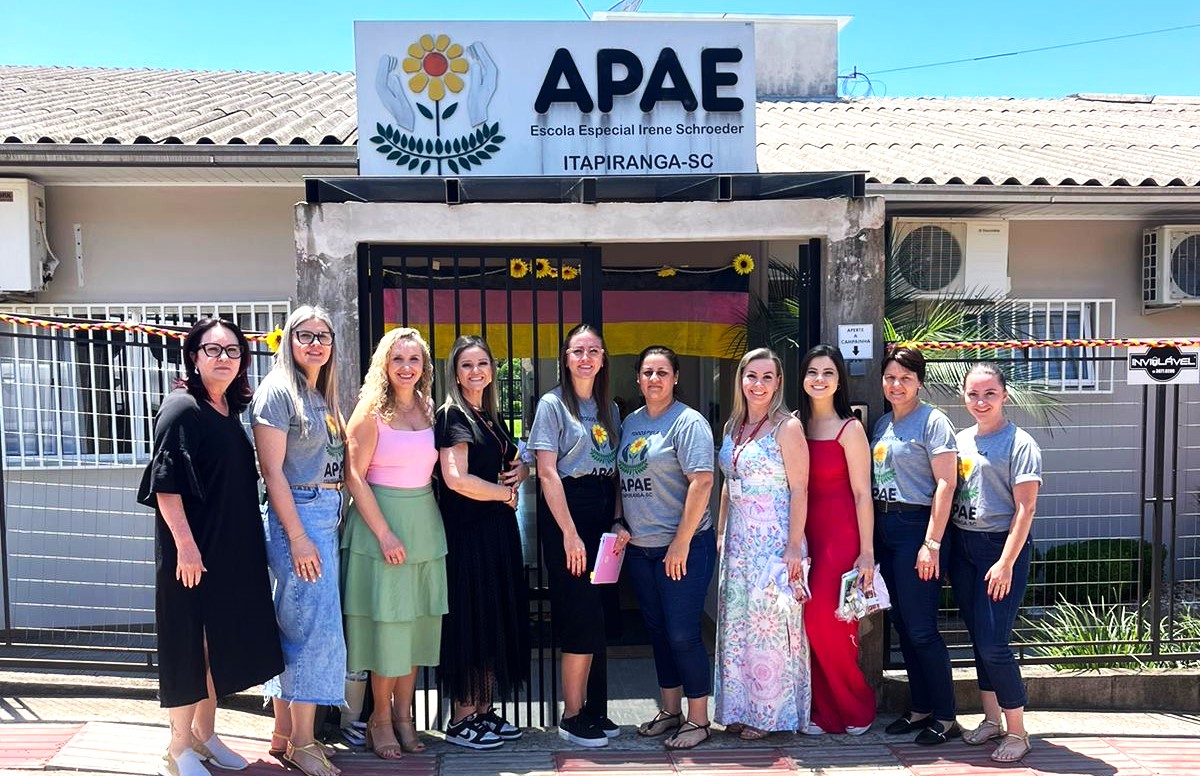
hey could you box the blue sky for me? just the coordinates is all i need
[3,0,1198,97]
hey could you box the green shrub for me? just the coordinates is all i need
[1022,597,1200,670]
[1030,538,1160,606]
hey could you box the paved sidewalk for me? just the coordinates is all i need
[0,672,1198,775]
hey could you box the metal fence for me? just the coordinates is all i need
[884,352,1200,669]
[0,302,287,669]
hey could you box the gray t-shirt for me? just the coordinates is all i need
[952,422,1042,532]
[527,388,619,478]
[251,370,345,485]
[871,402,957,505]
[617,401,714,548]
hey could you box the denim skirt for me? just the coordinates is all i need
[263,487,347,705]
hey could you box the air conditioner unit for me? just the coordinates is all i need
[0,179,50,293]
[1143,225,1200,308]
[890,218,1010,299]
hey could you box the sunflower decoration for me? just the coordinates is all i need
[535,258,558,279]
[872,444,887,464]
[657,266,677,278]
[958,456,976,482]
[732,253,756,275]
[509,258,530,279]
[265,327,284,354]
[561,265,580,281]
[591,423,609,447]
[629,437,649,457]
[402,34,469,102]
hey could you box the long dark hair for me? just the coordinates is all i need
[181,318,253,414]
[558,323,617,443]
[796,344,853,425]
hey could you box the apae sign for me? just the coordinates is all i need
[1128,345,1200,385]
[354,21,757,177]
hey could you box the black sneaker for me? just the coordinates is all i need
[445,713,504,750]
[558,713,609,748]
[477,708,523,740]
[582,711,621,739]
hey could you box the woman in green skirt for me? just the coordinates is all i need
[341,328,448,759]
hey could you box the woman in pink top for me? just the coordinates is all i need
[341,328,449,759]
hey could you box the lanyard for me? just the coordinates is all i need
[731,413,770,476]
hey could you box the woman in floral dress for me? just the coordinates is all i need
[714,348,811,740]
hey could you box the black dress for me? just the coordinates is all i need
[138,390,283,707]
[434,404,529,704]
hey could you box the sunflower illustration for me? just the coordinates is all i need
[872,444,887,464]
[510,258,530,279]
[591,423,609,447]
[264,327,283,354]
[732,253,756,275]
[657,266,677,278]
[958,456,976,482]
[561,265,580,281]
[535,258,557,279]
[629,437,649,456]
[402,34,469,102]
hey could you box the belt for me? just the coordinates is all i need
[290,482,343,491]
[874,500,926,513]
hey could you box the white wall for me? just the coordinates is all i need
[38,186,301,304]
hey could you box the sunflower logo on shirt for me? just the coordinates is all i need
[956,454,979,504]
[589,423,616,465]
[872,442,895,486]
[618,435,651,476]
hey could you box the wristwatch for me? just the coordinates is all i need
[923,538,941,551]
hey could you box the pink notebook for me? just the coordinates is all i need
[590,532,625,585]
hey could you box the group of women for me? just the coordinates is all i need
[141,307,1039,775]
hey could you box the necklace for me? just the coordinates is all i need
[469,405,510,462]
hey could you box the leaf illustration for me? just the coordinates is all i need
[418,103,434,120]
[415,138,425,154]
[452,138,461,153]
[376,122,387,138]
[448,159,459,174]
[420,160,431,174]
[387,151,401,160]
[459,158,472,170]
[493,135,506,143]
[400,135,409,150]
[485,144,500,153]
[435,138,443,154]
[471,152,486,162]
[396,154,410,165]
[408,158,420,170]
[369,135,384,144]
[442,102,458,120]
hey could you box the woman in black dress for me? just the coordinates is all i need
[138,318,283,776]
[434,335,530,750]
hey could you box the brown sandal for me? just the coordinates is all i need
[285,742,339,776]
[991,732,1031,763]
[739,725,770,741]
[365,719,403,760]
[392,718,426,753]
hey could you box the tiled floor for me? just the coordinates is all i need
[2,721,1199,775]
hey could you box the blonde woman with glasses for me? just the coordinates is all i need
[252,306,346,776]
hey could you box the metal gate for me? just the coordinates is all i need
[884,352,1200,669]
[359,244,601,727]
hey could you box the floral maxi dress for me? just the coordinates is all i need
[714,426,811,732]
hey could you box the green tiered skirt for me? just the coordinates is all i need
[340,483,448,676]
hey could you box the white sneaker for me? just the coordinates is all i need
[846,723,872,736]
[191,735,248,771]
[802,722,827,736]
[160,748,211,776]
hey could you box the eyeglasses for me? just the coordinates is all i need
[197,343,243,359]
[567,347,604,360]
[294,330,334,346]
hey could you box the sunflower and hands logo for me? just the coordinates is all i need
[373,34,505,174]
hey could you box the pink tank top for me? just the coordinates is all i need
[366,415,437,488]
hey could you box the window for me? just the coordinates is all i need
[0,302,289,468]
[1009,299,1115,393]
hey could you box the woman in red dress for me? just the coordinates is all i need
[796,344,877,735]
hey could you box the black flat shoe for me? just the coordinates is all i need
[915,720,961,746]
[884,713,937,735]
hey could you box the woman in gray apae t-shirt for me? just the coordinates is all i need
[948,364,1041,765]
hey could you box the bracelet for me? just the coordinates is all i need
[923,538,941,551]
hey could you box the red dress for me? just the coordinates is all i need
[804,419,876,732]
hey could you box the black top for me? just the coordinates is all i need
[138,389,282,707]
[434,404,517,527]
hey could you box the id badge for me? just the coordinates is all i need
[728,479,743,499]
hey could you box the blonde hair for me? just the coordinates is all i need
[723,347,789,436]
[359,328,434,423]
[270,305,343,439]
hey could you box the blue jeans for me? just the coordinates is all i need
[875,508,955,720]
[949,526,1032,710]
[626,529,716,699]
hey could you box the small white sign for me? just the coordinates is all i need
[1127,345,1200,385]
[838,324,873,360]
